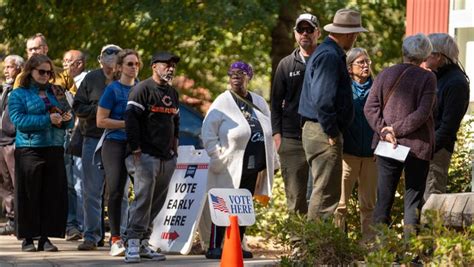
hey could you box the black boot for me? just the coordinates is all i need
[21,238,36,252]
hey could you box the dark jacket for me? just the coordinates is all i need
[298,37,354,138]
[73,69,107,138]
[364,63,436,161]
[0,83,16,146]
[343,78,374,157]
[271,48,307,139]
[433,64,470,153]
[125,78,180,159]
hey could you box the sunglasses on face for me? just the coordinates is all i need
[35,68,53,76]
[102,48,120,56]
[125,62,140,67]
[295,27,315,34]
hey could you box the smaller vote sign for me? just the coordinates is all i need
[208,188,256,227]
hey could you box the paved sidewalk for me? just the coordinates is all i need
[0,235,279,266]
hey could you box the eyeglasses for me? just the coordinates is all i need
[125,62,140,67]
[352,59,372,67]
[102,48,120,56]
[27,45,45,53]
[295,27,316,34]
[227,70,247,77]
[35,68,53,76]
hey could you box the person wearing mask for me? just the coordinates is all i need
[423,33,470,201]
[334,48,377,241]
[9,54,73,251]
[97,49,140,257]
[0,55,24,235]
[202,61,277,259]
[364,34,436,239]
[271,13,320,215]
[73,44,122,251]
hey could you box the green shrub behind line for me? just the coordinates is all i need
[447,117,473,193]
[275,214,364,266]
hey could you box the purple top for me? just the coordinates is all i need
[364,63,437,161]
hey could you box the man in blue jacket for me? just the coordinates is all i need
[298,9,368,220]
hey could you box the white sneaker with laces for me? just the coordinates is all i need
[110,239,126,257]
[139,240,166,261]
[124,239,140,263]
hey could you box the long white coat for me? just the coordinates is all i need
[201,90,277,197]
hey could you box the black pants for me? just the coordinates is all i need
[15,147,68,239]
[102,139,129,237]
[373,155,429,230]
[209,169,258,250]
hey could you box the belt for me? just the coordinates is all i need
[301,116,318,126]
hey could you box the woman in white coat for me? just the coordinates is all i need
[202,61,277,259]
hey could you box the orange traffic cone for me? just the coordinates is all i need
[221,215,243,267]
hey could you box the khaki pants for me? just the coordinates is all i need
[424,148,452,202]
[335,154,377,239]
[302,121,343,220]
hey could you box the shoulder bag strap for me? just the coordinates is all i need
[229,89,263,114]
[382,65,414,111]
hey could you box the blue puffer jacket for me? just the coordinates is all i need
[8,85,73,148]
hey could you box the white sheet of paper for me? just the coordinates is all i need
[374,141,410,162]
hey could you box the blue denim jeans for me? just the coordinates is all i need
[65,154,84,233]
[81,136,105,243]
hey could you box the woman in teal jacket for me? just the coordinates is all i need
[9,54,73,252]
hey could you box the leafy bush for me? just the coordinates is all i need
[275,214,364,266]
[365,210,474,266]
[447,117,473,193]
[247,171,288,236]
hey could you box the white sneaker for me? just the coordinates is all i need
[139,240,166,261]
[124,239,140,263]
[110,239,126,257]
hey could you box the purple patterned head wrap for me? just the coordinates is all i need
[228,61,253,80]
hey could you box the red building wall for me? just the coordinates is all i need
[406,0,449,36]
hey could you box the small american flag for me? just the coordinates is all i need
[210,194,229,213]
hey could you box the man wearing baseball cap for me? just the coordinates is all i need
[122,51,180,263]
[271,13,320,215]
[298,9,368,220]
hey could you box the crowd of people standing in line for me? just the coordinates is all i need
[0,6,470,264]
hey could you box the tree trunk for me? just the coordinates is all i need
[270,0,300,87]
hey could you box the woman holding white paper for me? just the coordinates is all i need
[364,34,436,239]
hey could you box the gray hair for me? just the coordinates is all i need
[402,33,432,63]
[428,33,459,65]
[346,47,370,65]
[4,55,25,69]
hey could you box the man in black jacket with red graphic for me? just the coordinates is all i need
[123,51,180,263]
[271,13,320,215]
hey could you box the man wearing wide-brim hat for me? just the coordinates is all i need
[298,9,368,220]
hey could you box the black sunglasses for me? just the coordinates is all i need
[125,62,140,67]
[295,27,316,34]
[35,68,53,76]
[102,48,120,56]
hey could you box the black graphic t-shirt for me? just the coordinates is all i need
[232,93,266,172]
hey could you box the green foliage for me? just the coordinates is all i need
[447,117,473,193]
[274,214,364,266]
[365,211,474,266]
[0,0,280,95]
[247,171,288,236]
